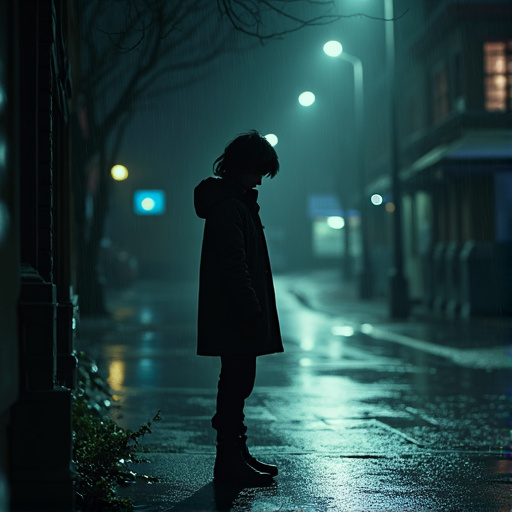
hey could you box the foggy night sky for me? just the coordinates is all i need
[106,3,397,279]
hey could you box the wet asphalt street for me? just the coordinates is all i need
[80,270,512,512]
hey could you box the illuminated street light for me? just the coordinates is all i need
[324,40,372,298]
[298,91,315,107]
[323,40,343,58]
[323,2,409,315]
[111,164,128,181]
[371,194,383,206]
[264,133,278,147]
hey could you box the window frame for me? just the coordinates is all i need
[483,41,512,112]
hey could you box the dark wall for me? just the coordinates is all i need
[3,1,77,509]
[0,0,20,490]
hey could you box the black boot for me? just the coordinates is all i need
[214,435,274,487]
[240,434,278,476]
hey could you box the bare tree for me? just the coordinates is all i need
[218,0,394,39]
[74,1,231,314]
[73,0,386,315]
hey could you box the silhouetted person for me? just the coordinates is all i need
[194,130,283,486]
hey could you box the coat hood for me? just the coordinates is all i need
[194,177,258,219]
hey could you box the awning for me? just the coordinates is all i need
[401,130,512,181]
[366,129,512,194]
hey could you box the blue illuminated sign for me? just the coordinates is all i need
[133,190,166,215]
[308,194,343,218]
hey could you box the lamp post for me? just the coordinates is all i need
[384,0,409,317]
[323,41,373,298]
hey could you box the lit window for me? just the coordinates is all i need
[484,41,512,112]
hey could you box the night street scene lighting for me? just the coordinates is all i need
[264,133,278,147]
[111,164,129,181]
[323,39,373,299]
[323,40,343,58]
[133,190,166,215]
[298,91,316,107]
[5,1,512,511]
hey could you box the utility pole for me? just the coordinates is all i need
[385,0,410,318]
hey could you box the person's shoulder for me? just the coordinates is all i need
[208,196,247,219]
[214,196,247,211]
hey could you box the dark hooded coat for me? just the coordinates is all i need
[194,177,283,357]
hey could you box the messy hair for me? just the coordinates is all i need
[213,130,279,179]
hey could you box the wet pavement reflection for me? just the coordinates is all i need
[79,271,512,511]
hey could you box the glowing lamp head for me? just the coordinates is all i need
[371,194,383,206]
[298,91,316,107]
[323,40,343,58]
[264,133,278,147]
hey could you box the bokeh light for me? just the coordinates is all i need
[111,164,129,181]
[264,133,278,147]
[371,194,383,206]
[298,91,316,107]
[327,216,345,229]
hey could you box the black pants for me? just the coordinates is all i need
[211,354,257,437]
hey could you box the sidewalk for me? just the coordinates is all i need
[277,268,512,370]
[78,272,512,511]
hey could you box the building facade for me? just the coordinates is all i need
[1,1,78,510]
[364,0,512,316]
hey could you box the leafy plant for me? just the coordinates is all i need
[72,351,160,511]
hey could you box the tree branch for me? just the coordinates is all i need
[218,0,408,40]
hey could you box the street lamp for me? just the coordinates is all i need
[323,41,373,298]
[264,133,278,147]
[323,40,343,58]
[298,91,316,107]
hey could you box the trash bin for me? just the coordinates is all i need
[445,241,462,316]
[460,240,512,317]
[432,242,447,313]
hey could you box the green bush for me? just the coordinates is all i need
[72,351,160,511]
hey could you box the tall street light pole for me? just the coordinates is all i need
[385,0,409,317]
[323,41,373,298]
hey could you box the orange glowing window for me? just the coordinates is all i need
[484,41,512,112]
